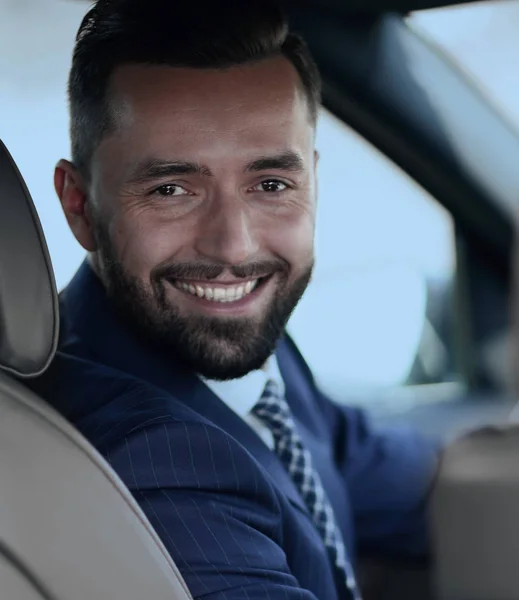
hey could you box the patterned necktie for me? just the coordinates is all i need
[252,380,361,600]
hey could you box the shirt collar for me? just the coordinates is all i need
[202,354,285,420]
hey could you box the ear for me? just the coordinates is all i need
[313,149,320,202]
[54,159,97,252]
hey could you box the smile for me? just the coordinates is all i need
[173,278,262,303]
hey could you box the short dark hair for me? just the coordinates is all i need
[68,0,322,179]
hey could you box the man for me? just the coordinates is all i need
[31,1,439,598]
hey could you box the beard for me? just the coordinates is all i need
[92,217,313,380]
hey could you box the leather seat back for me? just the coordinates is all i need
[431,423,519,600]
[0,140,192,600]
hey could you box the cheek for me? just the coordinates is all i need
[108,211,189,277]
[270,209,315,270]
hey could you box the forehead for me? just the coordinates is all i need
[101,57,314,164]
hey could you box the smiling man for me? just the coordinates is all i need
[31,1,439,599]
[63,51,317,380]
[80,58,315,380]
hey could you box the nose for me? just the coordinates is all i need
[194,196,259,266]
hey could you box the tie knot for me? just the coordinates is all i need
[252,379,294,431]
[262,378,282,401]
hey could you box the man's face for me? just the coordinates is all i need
[62,57,317,379]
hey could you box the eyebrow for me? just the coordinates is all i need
[127,160,212,185]
[127,150,305,185]
[245,151,305,173]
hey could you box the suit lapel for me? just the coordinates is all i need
[188,382,308,514]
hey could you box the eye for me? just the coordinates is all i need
[251,179,289,193]
[151,184,190,197]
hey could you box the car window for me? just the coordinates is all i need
[287,110,456,400]
[0,0,87,288]
[409,0,519,129]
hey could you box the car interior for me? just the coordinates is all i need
[2,0,519,599]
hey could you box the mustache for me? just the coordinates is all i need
[152,259,289,282]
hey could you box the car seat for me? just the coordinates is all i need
[432,422,519,600]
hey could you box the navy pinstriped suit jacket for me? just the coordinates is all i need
[30,262,438,600]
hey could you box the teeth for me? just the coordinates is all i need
[174,279,259,302]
